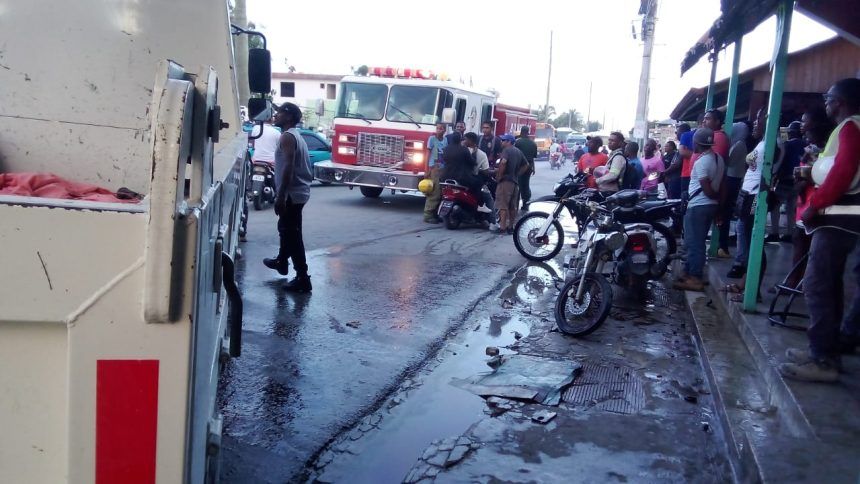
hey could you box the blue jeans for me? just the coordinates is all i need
[734,211,755,268]
[805,228,860,360]
[683,204,718,278]
[719,176,742,250]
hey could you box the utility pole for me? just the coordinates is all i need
[634,0,658,148]
[586,81,593,131]
[544,30,553,124]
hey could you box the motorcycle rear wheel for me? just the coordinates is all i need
[513,212,564,262]
[651,223,677,278]
[554,273,613,336]
[253,195,263,211]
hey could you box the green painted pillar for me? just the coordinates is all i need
[744,0,793,311]
[724,38,743,138]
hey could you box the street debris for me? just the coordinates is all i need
[404,436,480,483]
[455,355,581,405]
[501,298,514,309]
[486,355,503,369]
[485,346,500,356]
[346,320,361,329]
[513,331,523,340]
[531,410,557,424]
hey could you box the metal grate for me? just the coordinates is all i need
[356,132,405,167]
[562,364,645,415]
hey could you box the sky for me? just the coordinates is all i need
[246,0,836,132]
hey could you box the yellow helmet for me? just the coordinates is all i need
[418,178,434,195]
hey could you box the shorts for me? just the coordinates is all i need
[495,180,519,212]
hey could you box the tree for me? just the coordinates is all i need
[584,121,603,132]
[535,105,556,122]
[550,110,583,131]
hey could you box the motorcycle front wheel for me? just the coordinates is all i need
[513,211,565,261]
[554,273,613,336]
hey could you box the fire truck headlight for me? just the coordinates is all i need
[409,152,424,164]
[334,170,345,181]
[407,141,424,150]
[338,134,357,143]
[338,146,356,155]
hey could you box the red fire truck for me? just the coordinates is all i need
[494,103,537,142]
[313,68,534,197]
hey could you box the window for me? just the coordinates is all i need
[320,83,325,89]
[302,133,328,151]
[386,86,440,125]
[336,82,387,120]
[280,81,295,97]
[481,103,494,126]
[454,98,467,123]
[436,89,454,120]
[326,84,336,100]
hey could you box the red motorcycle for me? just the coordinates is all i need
[550,151,562,170]
[437,179,493,230]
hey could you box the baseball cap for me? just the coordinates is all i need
[693,127,715,146]
[274,102,303,122]
[499,133,516,143]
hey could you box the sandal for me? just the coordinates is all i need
[720,283,743,294]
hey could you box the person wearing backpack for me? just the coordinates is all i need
[622,141,645,190]
[596,131,628,192]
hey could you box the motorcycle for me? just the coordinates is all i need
[549,151,562,170]
[514,172,602,261]
[554,190,680,336]
[438,179,493,230]
[248,160,276,210]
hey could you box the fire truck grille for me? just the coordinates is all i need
[357,133,405,167]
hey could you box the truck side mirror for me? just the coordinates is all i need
[442,107,455,124]
[247,97,269,120]
[248,48,271,94]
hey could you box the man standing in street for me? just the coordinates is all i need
[674,128,724,292]
[447,121,466,145]
[495,134,529,234]
[596,132,628,193]
[479,122,502,166]
[423,122,448,223]
[676,123,694,195]
[780,78,860,383]
[514,126,537,206]
[263,102,314,292]
[577,136,608,189]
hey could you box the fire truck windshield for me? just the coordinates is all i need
[386,86,439,125]
[337,82,387,120]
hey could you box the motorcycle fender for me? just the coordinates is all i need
[251,179,264,195]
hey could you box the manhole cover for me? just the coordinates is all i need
[562,364,645,415]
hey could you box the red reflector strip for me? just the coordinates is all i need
[96,360,159,484]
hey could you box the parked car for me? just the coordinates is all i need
[299,129,332,166]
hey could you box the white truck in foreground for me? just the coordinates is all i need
[0,1,270,482]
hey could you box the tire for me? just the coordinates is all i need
[360,186,384,198]
[443,213,460,230]
[513,211,565,262]
[253,194,262,211]
[651,222,677,278]
[554,273,613,336]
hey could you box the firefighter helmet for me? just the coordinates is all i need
[418,178,434,195]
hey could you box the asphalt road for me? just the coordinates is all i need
[218,163,563,482]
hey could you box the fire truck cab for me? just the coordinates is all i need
[0,1,268,482]
[314,69,497,197]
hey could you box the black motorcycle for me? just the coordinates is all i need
[248,160,276,210]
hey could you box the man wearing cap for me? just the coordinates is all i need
[496,134,529,234]
[515,126,538,206]
[263,102,314,292]
[674,127,725,292]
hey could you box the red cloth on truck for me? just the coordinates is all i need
[0,172,140,203]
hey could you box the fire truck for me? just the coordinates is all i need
[0,1,270,482]
[314,68,500,197]
[494,103,538,142]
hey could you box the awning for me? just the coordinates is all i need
[680,0,860,75]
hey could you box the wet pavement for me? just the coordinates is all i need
[218,165,731,483]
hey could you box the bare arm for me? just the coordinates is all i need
[276,132,297,202]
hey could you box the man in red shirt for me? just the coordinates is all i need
[780,78,860,383]
[577,136,609,188]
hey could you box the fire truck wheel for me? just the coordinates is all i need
[360,186,384,198]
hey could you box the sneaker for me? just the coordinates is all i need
[477,204,492,214]
[283,275,312,293]
[726,266,745,279]
[765,234,781,243]
[488,223,500,232]
[778,358,839,383]
[263,257,289,276]
[785,347,810,364]
[673,277,704,291]
[717,249,732,259]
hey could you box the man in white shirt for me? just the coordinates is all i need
[250,119,281,165]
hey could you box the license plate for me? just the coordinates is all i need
[631,253,649,264]
[438,200,453,216]
[252,174,265,181]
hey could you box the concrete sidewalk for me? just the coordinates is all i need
[683,241,860,482]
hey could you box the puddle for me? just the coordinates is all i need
[312,268,551,483]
